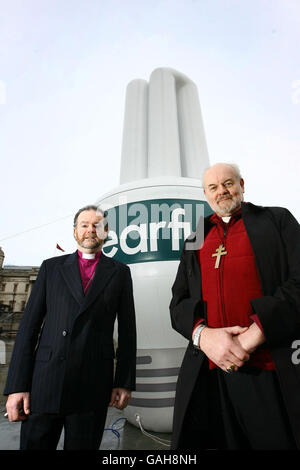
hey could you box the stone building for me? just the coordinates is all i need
[0,247,39,336]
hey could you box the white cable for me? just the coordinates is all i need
[0,214,73,242]
[135,414,171,447]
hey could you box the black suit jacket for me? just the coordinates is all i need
[4,251,136,415]
[170,202,300,449]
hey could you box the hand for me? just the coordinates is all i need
[234,322,266,354]
[109,388,131,410]
[199,326,250,372]
[6,392,30,422]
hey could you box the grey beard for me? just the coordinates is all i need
[216,198,241,216]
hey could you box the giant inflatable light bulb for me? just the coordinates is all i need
[96,68,211,433]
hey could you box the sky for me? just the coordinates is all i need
[0,0,299,266]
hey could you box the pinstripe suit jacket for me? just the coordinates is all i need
[4,251,136,414]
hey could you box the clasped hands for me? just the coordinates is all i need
[198,323,265,373]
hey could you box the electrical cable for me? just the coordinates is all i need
[102,417,127,450]
[104,417,127,439]
[0,214,73,242]
[135,414,171,447]
[103,415,171,448]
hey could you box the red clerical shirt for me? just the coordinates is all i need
[196,211,275,370]
[77,250,101,294]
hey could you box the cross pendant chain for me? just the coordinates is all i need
[212,244,227,269]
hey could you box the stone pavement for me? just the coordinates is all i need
[0,406,171,451]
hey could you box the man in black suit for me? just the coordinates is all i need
[4,205,136,450]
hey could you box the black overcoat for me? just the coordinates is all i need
[4,251,136,415]
[170,202,300,449]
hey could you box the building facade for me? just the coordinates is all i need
[0,247,39,335]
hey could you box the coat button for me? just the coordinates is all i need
[62,330,68,336]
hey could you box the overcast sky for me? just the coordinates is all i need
[1,0,299,266]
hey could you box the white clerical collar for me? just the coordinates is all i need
[222,216,231,223]
[82,253,96,259]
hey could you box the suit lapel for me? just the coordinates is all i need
[60,252,85,305]
[242,202,281,295]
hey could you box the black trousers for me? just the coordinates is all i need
[20,408,108,450]
[179,361,297,450]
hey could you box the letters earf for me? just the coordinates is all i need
[212,244,227,269]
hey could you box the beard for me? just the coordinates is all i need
[215,195,243,216]
[74,234,102,251]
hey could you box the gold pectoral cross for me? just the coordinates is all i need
[212,244,227,269]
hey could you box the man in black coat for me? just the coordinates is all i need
[4,205,136,450]
[170,163,300,450]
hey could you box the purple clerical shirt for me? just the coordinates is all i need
[77,250,101,294]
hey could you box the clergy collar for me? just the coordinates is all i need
[210,208,242,226]
[77,250,101,260]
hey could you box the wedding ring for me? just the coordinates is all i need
[226,363,236,373]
